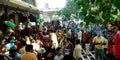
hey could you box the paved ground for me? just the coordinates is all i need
[81,50,95,60]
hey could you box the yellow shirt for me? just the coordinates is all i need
[56,32,62,40]
[21,52,38,60]
[73,44,82,59]
[93,36,107,49]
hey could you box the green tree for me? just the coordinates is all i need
[57,0,120,25]
[56,0,77,20]
[74,0,120,25]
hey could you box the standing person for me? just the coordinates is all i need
[82,30,90,55]
[76,29,82,44]
[90,31,97,51]
[15,39,22,52]
[106,30,114,60]
[67,28,71,38]
[56,30,62,46]
[38,30,43,41]
[54,47,64,60]
[64,38,74,56]
[31,26,37,38]
[113,27,120,60]
[19,40,26,55]
[24,25,31,37]
[60,34,67,55]
[73,39,82,60]
[43,38,55,60]
[93,32,107,60]
[5,48,21,60]
[38,21,43,32]
[49,30,58,49]
[71,31,75,46]
[21,44,38,60]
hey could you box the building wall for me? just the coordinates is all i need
[0,0,40,34]
[43,11,54,22]
[22,0,36,6]
[0,0,40,24]
[40,9,60,22]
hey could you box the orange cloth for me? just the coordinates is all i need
[21,52,38,60]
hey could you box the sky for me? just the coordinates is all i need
[36,0,66,9]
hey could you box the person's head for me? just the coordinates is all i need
[9,48,17,57]
[66,38,71,43]
[84,30,87,33]
[25,44,33,52]
[77,29,79,32]
[49,30,53,33]
[21,40,26,46]
[108,30,112,34]
[0,46,5,53]
[56,47,62,55]
[97,31,102,37]
[63,34,67,38]
[56,30,59,33]
[10,36,15,40]
[75,39,80,45]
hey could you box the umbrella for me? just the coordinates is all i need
[37,18,44,22]
[5,21,15,28]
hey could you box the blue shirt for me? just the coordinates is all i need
[6,53,21,60]
[5,43,15,50]
[54,55,64,60]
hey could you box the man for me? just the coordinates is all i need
[106,30,114,60]
[77,29,82,43]
[93,32,107,60]
[82,30,90,55]
[64,38,74,55]
[73,39,82,60]
[21,44,38,60]
[5,48,21,60]
[56,30,62,45]
[54,47,64,60]
[113,27,120,60]
[19,40,26,55]
[49,30,58,49]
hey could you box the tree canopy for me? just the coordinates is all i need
[57,0,120,25]
[56,0,77,21]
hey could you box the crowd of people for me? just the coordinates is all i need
[0,18,120,60]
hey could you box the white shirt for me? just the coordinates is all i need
[32,42,40,51]
[77,31,82,41]
[51,33,58,49]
